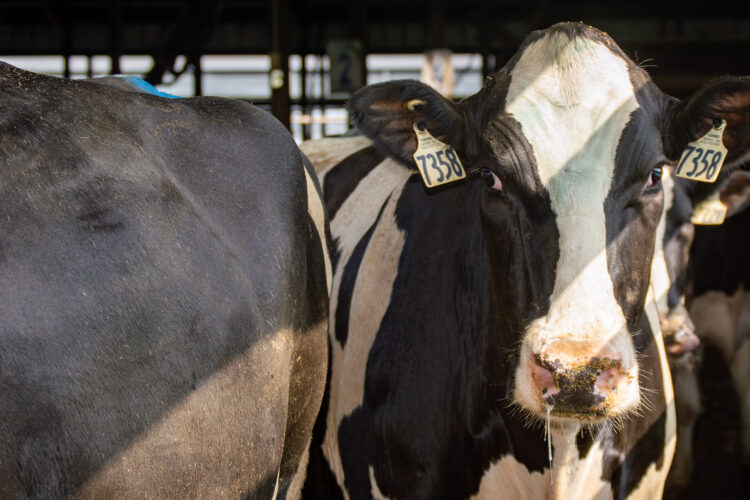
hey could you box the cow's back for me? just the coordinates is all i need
[0,62,328,499]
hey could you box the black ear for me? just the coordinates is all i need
[719,170,750,218]
[347,80,468,166]
[665,76,750,170]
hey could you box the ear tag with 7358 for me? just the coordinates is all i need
[675,119,728,183]
[412,123,466,188]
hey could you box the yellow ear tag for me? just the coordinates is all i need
[675,119,728,183]
[412,123,466,188]
[690,190,727,225]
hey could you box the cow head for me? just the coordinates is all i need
[348,23,750,422]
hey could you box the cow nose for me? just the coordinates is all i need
[531,353,624,415]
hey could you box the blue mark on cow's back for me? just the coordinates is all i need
[121,76,180,99]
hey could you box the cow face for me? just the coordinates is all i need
[349,22,750,423]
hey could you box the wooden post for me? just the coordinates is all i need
[269,0,291,129]
[109,0,122,75]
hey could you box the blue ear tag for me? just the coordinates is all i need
[411,123,466,188]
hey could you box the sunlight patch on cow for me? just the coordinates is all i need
[300,136,373,178]
[78,329,293,498]
[469,455,548,499]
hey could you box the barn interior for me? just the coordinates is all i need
[1,0,748,141]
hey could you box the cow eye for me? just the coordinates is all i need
[481,168,502,191]
[647,166,663,188]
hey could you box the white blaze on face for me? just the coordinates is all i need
[506,32,641,414]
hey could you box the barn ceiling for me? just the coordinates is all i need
[0,0,748,97]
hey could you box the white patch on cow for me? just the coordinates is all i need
[303,166,332,293]
[469,455,549,499]
[77,329,293,498]
[506,31,641,415]
[320,157,411,495]
[369,466,394,500]
[651,169,675,313]
[300,136,373,180]
[548,422,612,500]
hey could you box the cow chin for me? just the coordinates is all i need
[512,335,641,423]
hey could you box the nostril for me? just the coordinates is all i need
[531,354,558,396]
[595,366,624,394]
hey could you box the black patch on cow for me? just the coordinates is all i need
[337,406,375,498]
[334,197,389,347]
[323,146,385,221]
[351,176,557,499]
[610,410,667,499]
[605,103,665,330]
[247,473,278,500]
[690,206,750,297]
[630,311,655,355]
[663,177,695,309]
[298,212,330,328]
[577,427,596,459]
[74,176,125,233]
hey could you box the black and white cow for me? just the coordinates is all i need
[665,171,750,489]
[0,62,330,498]
[299,23,750,499]
[689,172,750,461]
[650,169,750,489]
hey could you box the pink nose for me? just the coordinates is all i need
[531,353,625,414]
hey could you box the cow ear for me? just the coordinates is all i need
[719,170,750,218]
[665,76,750,170]
[347,80,466,166]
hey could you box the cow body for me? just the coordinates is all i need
[0,62,329,498]
[301,23,750,500]
[304,138,672,500]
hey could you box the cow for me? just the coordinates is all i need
[0,61,330,499]
[298,22,750,499]
[663,170,750,494]
[648,169,750,490]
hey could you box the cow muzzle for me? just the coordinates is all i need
[514,340,640,420]
[661,307,699,356]
[531,353,627,417]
